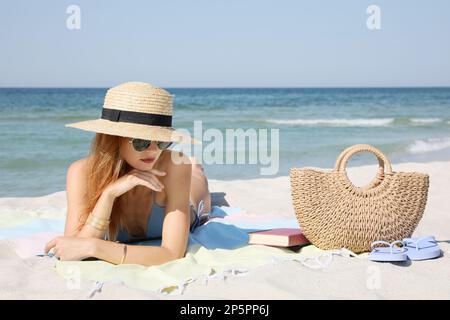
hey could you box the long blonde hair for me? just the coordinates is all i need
[76,133,130,242]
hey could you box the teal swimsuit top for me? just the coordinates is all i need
[104,193,203,243]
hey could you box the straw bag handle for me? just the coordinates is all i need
[335,144,393,190]
[335,144,386,181]
[334,144,384,171]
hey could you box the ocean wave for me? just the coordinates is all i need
[410,118,442,124]
[264,118,394,127]
[407,137,450,154]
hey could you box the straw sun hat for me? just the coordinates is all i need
[65,81,200,144]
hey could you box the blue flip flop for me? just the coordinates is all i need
[369,240,408,262]
[402,236,442,261]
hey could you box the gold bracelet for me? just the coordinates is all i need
[87,220,108,231]
[87,214,110,226]
[86,218,108,231]
[86,220,108,231]
[120,245,127,264]
[86,215,110,231]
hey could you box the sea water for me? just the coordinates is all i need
[1,87,449,197]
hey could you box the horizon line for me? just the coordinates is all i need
[1,85,450,89]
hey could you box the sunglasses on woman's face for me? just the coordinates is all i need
[128,138,173,152]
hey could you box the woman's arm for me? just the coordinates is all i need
[64,158,115,239]
[75,191,115,239]
[91,239,177,266]
[160,153,192,259]
[45,236,176,266]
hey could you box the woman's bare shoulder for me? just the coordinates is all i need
[67,156,92,179]
[158,150,192,171]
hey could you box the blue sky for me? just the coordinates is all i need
[1,0,449,87]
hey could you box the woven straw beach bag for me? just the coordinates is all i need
[289,144,429,253]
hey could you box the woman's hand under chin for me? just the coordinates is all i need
[44,236,97,261]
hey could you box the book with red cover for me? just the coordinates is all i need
[248,228,309,247]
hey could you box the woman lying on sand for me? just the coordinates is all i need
[44,82,211,266]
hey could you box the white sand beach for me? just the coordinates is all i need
[0,161,449,300]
